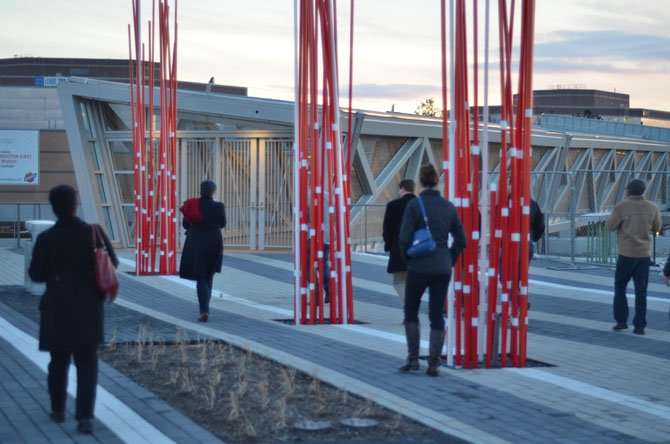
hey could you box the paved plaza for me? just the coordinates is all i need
[1,243,669,443]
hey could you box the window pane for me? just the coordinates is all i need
[116,173,134,204]
[122,206,136,243]
[109,140,134,171]
[103,207,115,240]
[96,174,107,203]
[103,103,132,131]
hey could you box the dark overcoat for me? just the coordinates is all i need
[28,217,118,352]
[179,196,226,280]
[382,193,415,273]
[398,189,467,275]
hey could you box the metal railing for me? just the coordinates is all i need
[0,203,82,247]
[347,169,670,266]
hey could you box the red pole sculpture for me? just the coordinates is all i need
[294,0,355,325]
[129,0,178,276]
[442,0,535,368]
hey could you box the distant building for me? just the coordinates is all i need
[0,56,247,94]
[477,87,670,128]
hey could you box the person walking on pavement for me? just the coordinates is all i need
[382,179,416,307]
[607,178,662,335]
[398,164,466,376]
[179,180,227,322]
[29,185,118,434]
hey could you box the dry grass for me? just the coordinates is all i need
[98,326,444,443]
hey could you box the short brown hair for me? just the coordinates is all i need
[398,179,415,193]
[419,164,439,188]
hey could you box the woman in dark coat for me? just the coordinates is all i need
[28,185,117,434]
[398,164,466,377]
[179,180,226,322]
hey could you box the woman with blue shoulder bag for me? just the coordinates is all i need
[397,164,467,376]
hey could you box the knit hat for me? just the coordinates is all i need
[626,178,646,196]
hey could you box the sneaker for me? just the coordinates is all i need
[633,328,645,335]
[612,323,628,331]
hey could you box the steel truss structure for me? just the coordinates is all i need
[58,78,670,252]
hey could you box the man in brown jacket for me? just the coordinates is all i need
[606,178,662,335]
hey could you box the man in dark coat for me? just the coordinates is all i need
[29,185,117,434]
[179,180,226,321]
[382,179,416,306]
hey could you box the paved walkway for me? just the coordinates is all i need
[1,244,669,443]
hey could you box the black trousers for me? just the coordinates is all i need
[404,271,451,330]
[48,350,98,420]
[196,275,214,314]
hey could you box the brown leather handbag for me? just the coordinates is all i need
[92,224,119,301]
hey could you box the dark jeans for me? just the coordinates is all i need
[613,255,650,329]
[196,275,214,314]
[404,270,451,330]
[48,350,98,420]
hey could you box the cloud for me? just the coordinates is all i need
[534,31,670,73]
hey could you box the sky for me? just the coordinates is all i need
[1,0,668,114]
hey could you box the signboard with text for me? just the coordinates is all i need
[34,76,66,87]
[0,130,39,186]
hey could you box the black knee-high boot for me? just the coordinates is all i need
[426,329,445,377]
[398,322,420,372]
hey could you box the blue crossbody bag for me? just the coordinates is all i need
[406,197,437,258]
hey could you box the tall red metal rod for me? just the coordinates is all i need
[169,0,177,274]
[345,0,354,189]
[507,1,527,366]
[460,0,477,369]
[306,0,319,324]
[469,0,481,368]
[128,24,140,275]
[518,0,535,367]
[297,0,311,324]
[158,1,166,274]
[296,0,305,324]
[440,0,453,363]
[321,2,341,323]
[485,185,500,367]
[317,121,327,324]
[140,46,149,273]
[497,0,513,368]
[311,0,325,324]
[455,0,468,368]
[131,0,146,274]
[147,13,156,275]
